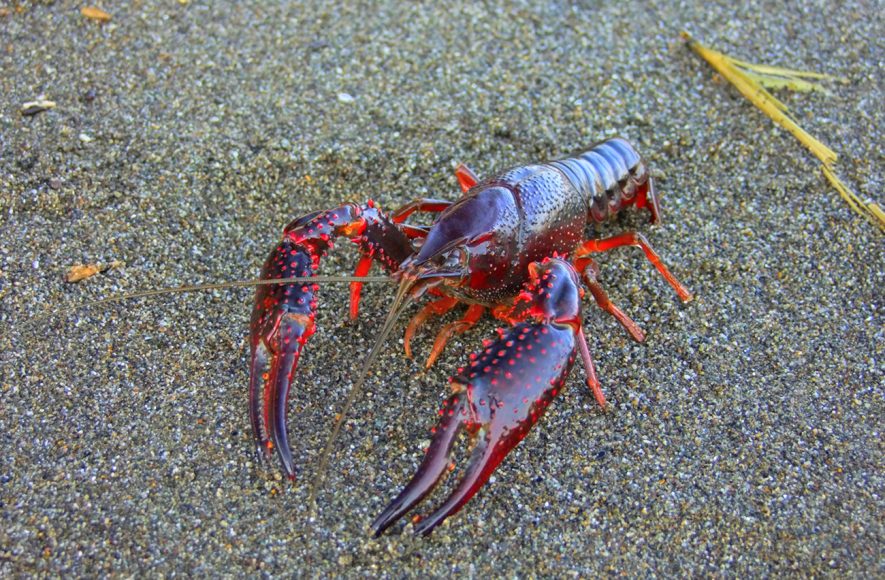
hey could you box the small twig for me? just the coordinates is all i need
[681,31,884,232]
[64,260,124,283]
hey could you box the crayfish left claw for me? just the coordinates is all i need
[411,422,504,536]
[371,390,467,536]
[373,317,579,535]
[373,258,599,535]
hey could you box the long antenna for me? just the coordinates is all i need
[24,275,391,327]
[82,275,391,307]
[308,275,416,516]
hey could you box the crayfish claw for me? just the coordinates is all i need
[374,319,578,534]
[424,304,484,369]
[248,341,272,459]
[266,342,299,479]
[250,238,318,479]
[412,425,503,536]
[248,337,301,479]
[250,310,311,480]
[373,259,585,535]
[253,201,420,486]
[249,324,302,478]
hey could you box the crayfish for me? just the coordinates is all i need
[249,138,692,535]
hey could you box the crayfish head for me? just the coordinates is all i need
[400,186,511,298]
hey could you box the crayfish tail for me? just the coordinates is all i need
[550,137,658,224]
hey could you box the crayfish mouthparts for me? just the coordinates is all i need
[395,251,469,297]
[394,270,465,302]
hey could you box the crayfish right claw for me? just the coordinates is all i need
[249,238,318,479]
[250,337,299,477]
[411,423,502,536]
[248,341,272,460]
[250,201,419,481]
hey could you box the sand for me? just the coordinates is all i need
[1,1,882,576]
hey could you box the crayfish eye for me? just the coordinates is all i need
[423,247,468,277]
[448,247,469,268]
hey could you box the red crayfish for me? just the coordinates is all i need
[249,137,693,535]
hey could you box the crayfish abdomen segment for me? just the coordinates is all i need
[549,137,659,223]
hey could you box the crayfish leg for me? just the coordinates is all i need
[349,255,375,321]
[634,176,662,224]
[404,296,459,359]
[454,163,479,192]
[425,304,484,369]
[576,326,606,409]
[575,231,693,302]
[573,256,646,343]
[390,198,454,224]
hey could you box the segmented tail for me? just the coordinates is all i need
[549,137,659,223]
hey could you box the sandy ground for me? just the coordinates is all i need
[1,0,882,576]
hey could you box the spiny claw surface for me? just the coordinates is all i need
[249,202,415,479]
[249,238,318,478]
[372,320,577,535]
[373,258,584,535]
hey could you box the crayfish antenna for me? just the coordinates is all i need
[309,274,417,514]
[79,275,391,307]
[25,275,390,328]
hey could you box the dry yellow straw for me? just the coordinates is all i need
[682,31,884,232]
[822,166,885,228]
